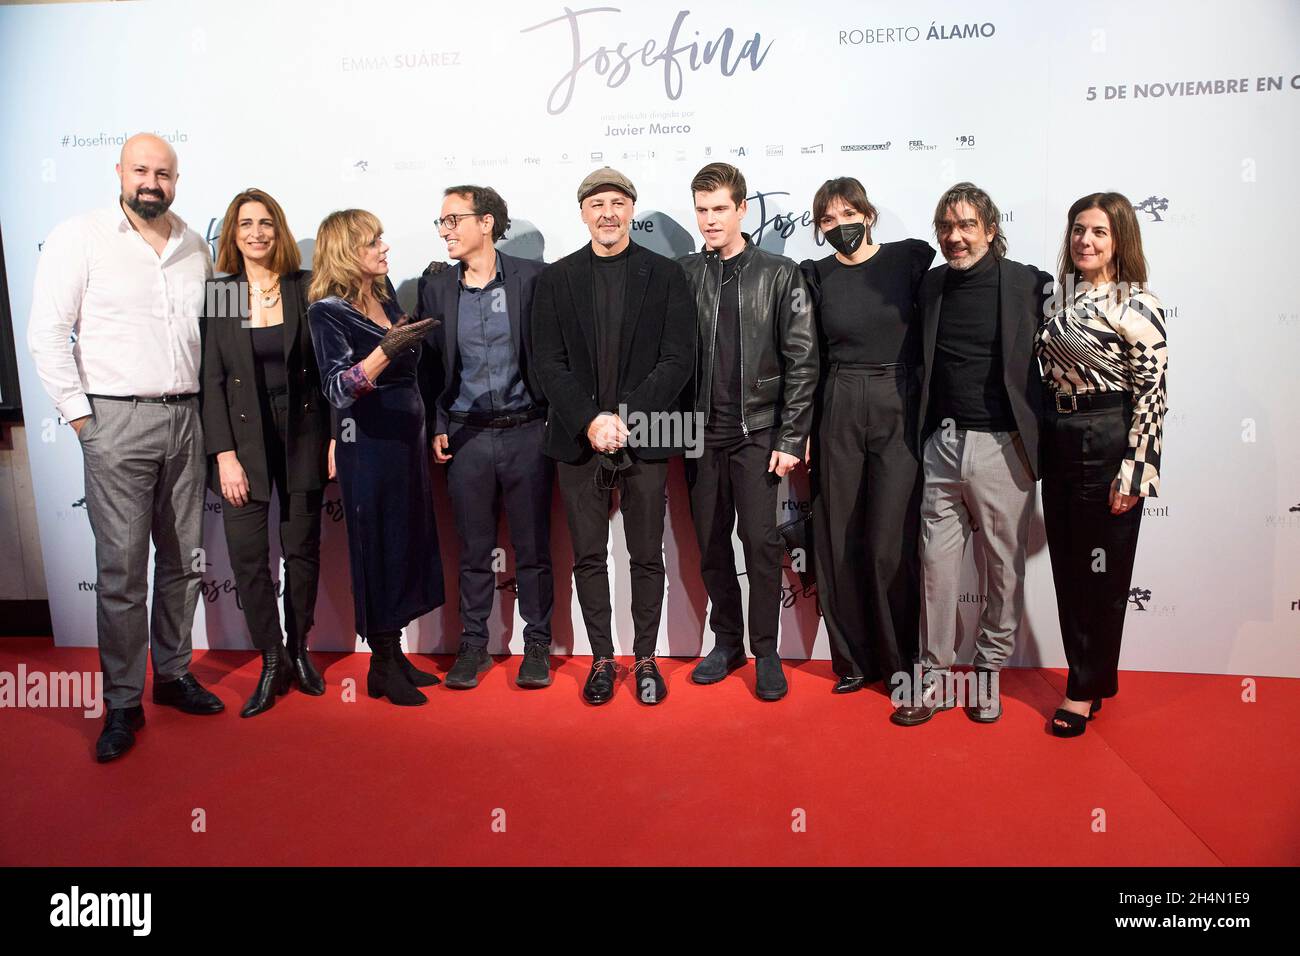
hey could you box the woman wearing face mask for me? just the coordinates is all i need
[307,209,446,706]
[201,187,333,717]
[800,178,936,696]
[1037,192,1166,737]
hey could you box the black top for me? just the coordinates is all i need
[591,245,630,413]
[931,252,1016,432]
[250,323,287,393]
[706,253,746,446]
[804,238,935,366]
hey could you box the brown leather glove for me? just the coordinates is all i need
[379,315,436,360]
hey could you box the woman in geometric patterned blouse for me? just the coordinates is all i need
[1035,192,1167,738]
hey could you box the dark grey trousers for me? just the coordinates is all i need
[78,396,205,708]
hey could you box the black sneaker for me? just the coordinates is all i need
[754,654,788,701]
[516,641,553,689]
[582,657,617,705]
[632,656,667,704]
[445,642,491,689]
[690,645,746,685]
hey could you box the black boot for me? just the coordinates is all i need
[367,634,428,706]
[392,639,441,687]
[240,645,294,718]
[287,630,325,696]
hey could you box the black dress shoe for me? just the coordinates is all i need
[445,642,491,689]
[287,634,325,696]
[690,645,746,684]
[583,657,617,705]
[890,672,957,726]
[516,641,553,688]
[95,706,144,763]
[152,672,225,714]
[755,654,788,701]
[832,675,867,694]
[632,656,667,705]
[240,646,294,718]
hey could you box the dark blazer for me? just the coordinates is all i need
[414,249,545,436]
[917,256,1054,479]
[199,269,331,500]
[531,240,696,464]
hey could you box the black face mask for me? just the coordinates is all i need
[823,222,866,256]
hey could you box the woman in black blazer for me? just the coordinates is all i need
[201,188,332,717]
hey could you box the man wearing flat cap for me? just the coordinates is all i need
[531,168,696,706]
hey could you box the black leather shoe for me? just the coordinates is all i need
[833,675,867,694]
[632,656,667,704]
[891,672,957,726]
[392,641,441,687]
[690,645,746,684]
[240,646,294,718]
[754,654,788,701]
[964,668,1002,723]
[516,641,553,688]
[445,642,491,689]
[287,633,325,696]
[583,657,617,705]
[95,705,144,763]
[152,672,225,714]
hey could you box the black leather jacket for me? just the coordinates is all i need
[677,238,818,457]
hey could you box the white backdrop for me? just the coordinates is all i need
[2,0,1297,676]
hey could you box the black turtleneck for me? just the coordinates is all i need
[591,243,630,413]
[931,251,1016,433]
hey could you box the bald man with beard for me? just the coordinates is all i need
[28,133,222,762]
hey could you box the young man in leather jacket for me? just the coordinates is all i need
[677,163,818,701]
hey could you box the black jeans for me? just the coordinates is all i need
[221,390,323,652]
[446,418,553,648]
[555,453,669,658]
[811,363,921,680]
[685,431,784,657]
[1042,399,1143,700]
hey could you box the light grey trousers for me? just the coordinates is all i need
[78,396,205,708]
[919,428,1036,675]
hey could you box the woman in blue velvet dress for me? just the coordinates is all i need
[306,209,445,706]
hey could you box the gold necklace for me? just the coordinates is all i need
[249,276,282,309]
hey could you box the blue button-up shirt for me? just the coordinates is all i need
[450,254,531,415]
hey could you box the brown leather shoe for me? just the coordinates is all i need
[890,672,956,726]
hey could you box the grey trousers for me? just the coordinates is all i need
[78,396,205,708]
[919,428,1036,674]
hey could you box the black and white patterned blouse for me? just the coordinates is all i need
[1036,282,1167,497]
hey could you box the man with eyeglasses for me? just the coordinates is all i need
[531,167,695,705]
[415,185,553,690]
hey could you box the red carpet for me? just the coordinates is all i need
[1,638,1296,866]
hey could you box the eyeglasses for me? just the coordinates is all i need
[434,212,481,231]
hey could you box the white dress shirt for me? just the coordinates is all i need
[27,203,213,422]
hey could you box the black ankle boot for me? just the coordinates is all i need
[391,640,441,687]
[287,631,325,696]
[240,645,294,718]
[366,634,428,706]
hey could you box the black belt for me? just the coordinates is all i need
[831,361,911,370]
[448,406,546,429]
[1050,389,1129,414]
[86,392,198,404]
[264,385,288,398]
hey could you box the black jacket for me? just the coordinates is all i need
[199,269,330,500]
[678,238,818,458]
[917,256,1054,479]
[531,240,696,464]
[414,250,545,436]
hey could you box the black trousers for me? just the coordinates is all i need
[1042,400,1143,700]
[811,363,921,680]
[555,453,669,658]
[685,431,783,657]
[221,390,323,652]
[446,417,554,647]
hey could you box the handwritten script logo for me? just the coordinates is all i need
[521,6,773,115]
